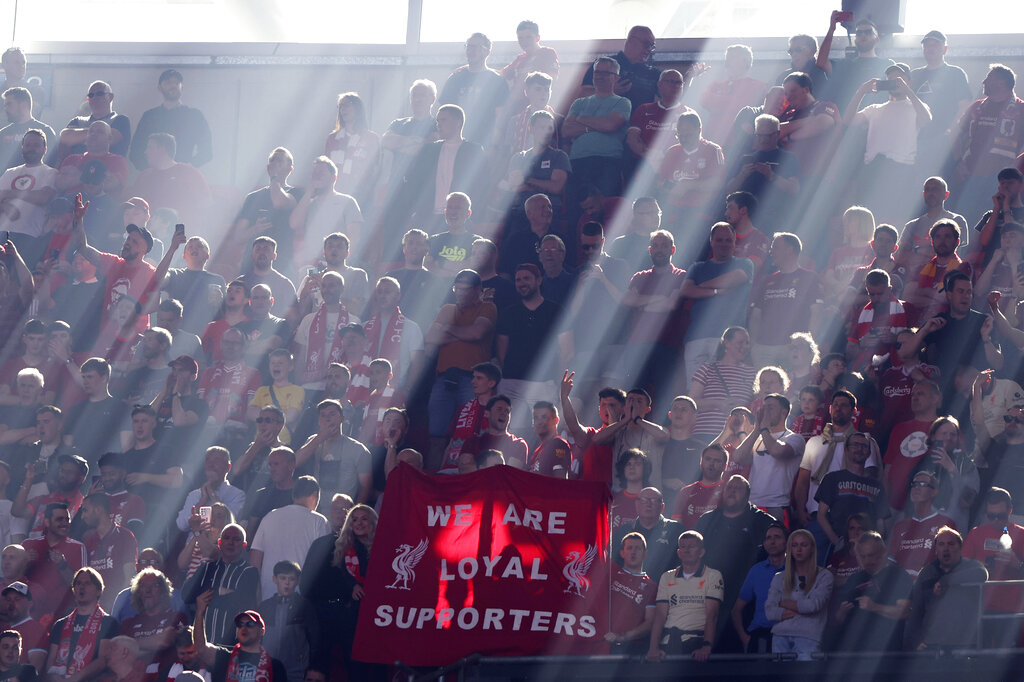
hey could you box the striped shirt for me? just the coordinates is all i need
[692,362,756,435]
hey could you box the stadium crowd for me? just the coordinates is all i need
[0,8,1021,681]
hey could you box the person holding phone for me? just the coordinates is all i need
[843,63,932,225]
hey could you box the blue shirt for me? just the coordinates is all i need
[738,557,785,631]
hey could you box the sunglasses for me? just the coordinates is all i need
[236,620,260,628]
[911,481,936,489]
[1004,415,1024,425]
[255,417,282,424]
[87,91,110,98]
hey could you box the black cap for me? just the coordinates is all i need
[58,453,89,477]
[126,224,154,253]
[998,167,1024,182]
[921,30,947,44]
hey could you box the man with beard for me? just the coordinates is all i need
[900,220,973,324]
[294,233,367,319]
[0,87,54,171]
[559,375,624,484]
[235,284,288,382]
[695,475,777,633]
[900,178,969,274]
[231,407,285,502]
[117,568,186,677]
[80,493,137,611]
[496,264,570,433]
[0,130,55,262]
[13,456,87,541]
[69,196,156,340]
[795,390,881,553]
[293,271,357,392]
[680,223,752,389]
[23,503,86,622]
[115,327,171,405]
[621,230,686,394]
[3,582,46,672]
[193,597,286,682]
[237,237,294,317]
[231,148,302,275]
[291,363,358,446]
[460,395,529,470]
[816,432,889,554]
[384,228,442,329]
[129,69,212,170]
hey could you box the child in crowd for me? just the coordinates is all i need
[251,348,305,444]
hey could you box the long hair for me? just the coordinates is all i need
[783,529,819,595]
[332,503,378,568]
[334,92,368,133]
[714,326,749,362]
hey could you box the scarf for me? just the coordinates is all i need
[917,254,963,291]
[850,294,908,369]
[442,398,489,470]
[344,353,374,406]
[226,643,273,682]
[302,303,349,384]
[811,427,878,485]
[53,606,105,676]
[344,544,364,584]
[363,306,405,376]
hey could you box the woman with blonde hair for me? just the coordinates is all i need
[324,92,381,209]
[331,504,380,678]
[764,528,833,659]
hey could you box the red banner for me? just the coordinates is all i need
[353,464,611,666]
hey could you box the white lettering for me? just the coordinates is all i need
[415,608,435,629]
[482,554,501,576]
[501,504,521,526]
[577,615,597,638]
[501,556,524,579]
[509,609,530,631]
[440,559,456,581]
[547,511,566,535]
[457,607,480,629]
[374,605,393,626]
[453,504,472,526]
[531,611,552,631]
[483,608,504,630]
[395,606,416,628]
[523,508,542,530]
[529,558,548,580]
[554,612,575,635]
[427,506,451,526]
[458,557,478,579]
[436,608,454,629]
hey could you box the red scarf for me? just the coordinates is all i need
[54,606,105,676]
[302,303,350,384]
[849,294,908,370]
[363,306,405,376]
[344,544,364,584]
[226,643,273,682]
[917,254,963,291]
[442,398,488,470]
[344,353,374,406]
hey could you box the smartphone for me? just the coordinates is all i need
[174,223,185,238]
[307,267,318,277]
[836,10,854,22]
[875,80,898,91]
[199,506,212,524]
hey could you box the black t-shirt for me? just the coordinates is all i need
[923,310,991,389]
[439,68,509,147]
[65,397,126,468]
[495,300,562,380]
[660,437,706,508]
[47,612,119,663]
[384,267,444,330]
[815,469,889,531]
[115,365,172,404]
[62,112,132,157]
[428,231,476,270]
[0,664,36,682]
[910,63,972,141]
[237,186,305,264]
[982,436,1024,507]
[212,646,287,682]
[826,55,895,108]
[247,485,295,524]
[836,564,913,651]
[155,392,210,455]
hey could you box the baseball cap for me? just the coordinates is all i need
[998,167,1024,182]
[58,453,89,477]
[125,224,154,253]
[921,30,947,44]
[234,610,265,629]
[168,354,199,375]
[2,582,31,600]
[885,62,911,77]
[453,269,482,287]
[122,197,151,213]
